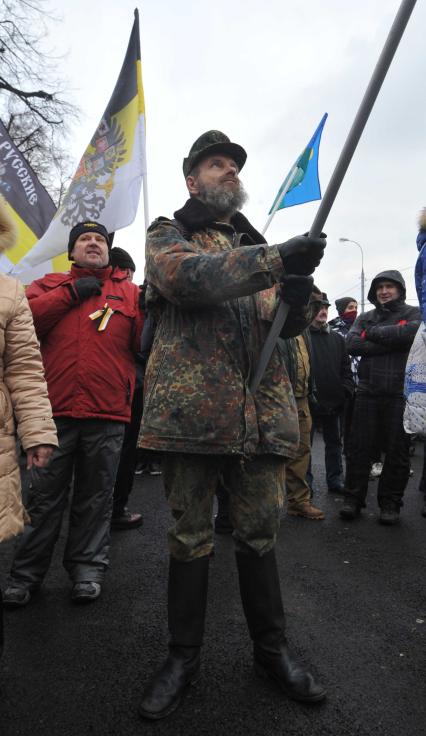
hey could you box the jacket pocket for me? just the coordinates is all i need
[143,343,168,415]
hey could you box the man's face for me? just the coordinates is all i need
[376,280,400,304]
[186,154,247,218]
[124,268,134,282]
[187,154,240,194]
[70,232,109,268]
[312,304,329,328]
[345,300,358,313]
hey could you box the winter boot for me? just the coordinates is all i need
[235,547,326,703]
[138,555,209,720]
[379,501,400,526]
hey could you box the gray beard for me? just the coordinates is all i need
[197,181,248,219]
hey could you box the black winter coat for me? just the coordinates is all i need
[346,301,420,395]
[309,325,354,414]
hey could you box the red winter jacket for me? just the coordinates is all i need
[26,265,144,422]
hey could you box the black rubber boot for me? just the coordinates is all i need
[236,547,326,703]
[138,555,209,720]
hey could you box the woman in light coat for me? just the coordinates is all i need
[0,195,57,654]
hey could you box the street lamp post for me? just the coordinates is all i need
[339,237,365,313]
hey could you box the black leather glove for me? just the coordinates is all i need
[277,233,326,275]
[279,275,314,307]
[73,277,102,301]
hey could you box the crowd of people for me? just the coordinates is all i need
[0,129,424,722]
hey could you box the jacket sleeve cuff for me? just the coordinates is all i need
[17,419,58,451]
[265,244,285,282]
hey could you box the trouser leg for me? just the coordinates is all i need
[63,419,125,583]
[344,394,378,507]
[377,396,410,509]
[162,454,219,561]
[225,454,285,557]
[8,419,76,589]
[321,414,343,489]
[286,397,312,507]
[113,387,144,516]
[0,587,3,659]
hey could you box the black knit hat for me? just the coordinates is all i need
[110,246,136,272]
[68,221,111,257]
[335,296,357,315]
[183,130,247,178]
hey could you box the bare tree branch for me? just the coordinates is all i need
[0,0,79,205]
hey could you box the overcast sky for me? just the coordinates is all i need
[51,0,425,316]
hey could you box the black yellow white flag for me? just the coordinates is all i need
[12,9,146,278]
[0,120,69,277]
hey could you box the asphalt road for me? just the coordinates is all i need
[1,436,425,736]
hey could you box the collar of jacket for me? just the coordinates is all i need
[173,197,266,244]
[374,297,405,313]
[310,323,330,334]
[71,264,115,282]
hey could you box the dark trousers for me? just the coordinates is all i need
[307,413,343,490]
[345,393,410,508]
[9,417,125,589]
[0,588,3,659]
[113,386,144,516]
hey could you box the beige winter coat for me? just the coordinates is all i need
[0,197,58,542]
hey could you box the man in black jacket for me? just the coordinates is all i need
[340,270,421,524]
[308,290,354,494]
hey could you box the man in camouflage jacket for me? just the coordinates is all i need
[138,131,326,720]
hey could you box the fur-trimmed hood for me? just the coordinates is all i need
[416,207,426,252]
[0,194,17,254]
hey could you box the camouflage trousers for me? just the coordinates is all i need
[162,453,285,561]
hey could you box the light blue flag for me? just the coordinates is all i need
[269,113,328,213]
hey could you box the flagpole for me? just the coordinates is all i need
[261,165,299,236]
[142,172,150,232]
[250,0,418,394]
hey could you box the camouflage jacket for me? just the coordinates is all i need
[140,197,311,458]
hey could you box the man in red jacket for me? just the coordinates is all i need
[4,221,144,606]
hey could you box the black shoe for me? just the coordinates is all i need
[254,644,326,703]
[328,482,345,494]
[379,504,400,526]
[422,503,426,518]
[339,500,361,520]
[111,509,143,530]
[138,647,200,720]
[3,586,32,608]
[71,582,101,603]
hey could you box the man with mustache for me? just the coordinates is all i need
[3,222,144,606]
[138,130,326,719]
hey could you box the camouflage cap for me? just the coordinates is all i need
[183,130,247,178]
